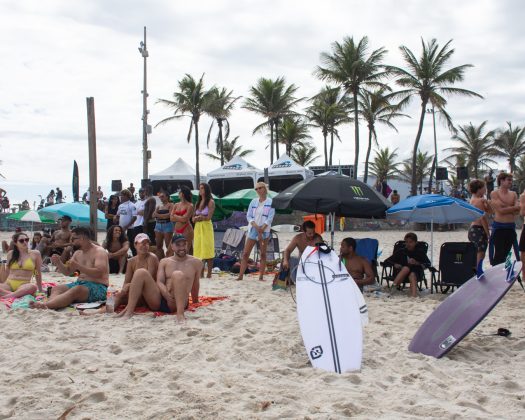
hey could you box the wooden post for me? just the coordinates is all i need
[86,97,98,240]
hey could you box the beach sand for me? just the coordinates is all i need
[1,229,524,419]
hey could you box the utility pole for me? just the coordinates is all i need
[86,97,98,240]
[426,105,438,193]
[138,26,151,180]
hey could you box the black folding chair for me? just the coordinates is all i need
[380,240,431,290]
[430,242,477,294]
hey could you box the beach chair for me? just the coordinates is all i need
[380,240,431,290]
[429,242,477,294]
[219,228,246,258]
[214,229,227,257]
[355,238,380,283]
[255,231,281,270]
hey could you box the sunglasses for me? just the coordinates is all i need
[255,187,265,191]
[18,238,30,243]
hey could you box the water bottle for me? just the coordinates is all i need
[106,286,115,314]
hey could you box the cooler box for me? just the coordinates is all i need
[302,214,325,235]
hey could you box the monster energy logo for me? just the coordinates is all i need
[351,186,364,196]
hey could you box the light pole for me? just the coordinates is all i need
[426,105,438,193]
[138,26,151,180]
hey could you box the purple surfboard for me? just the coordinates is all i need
[409,261,522,358]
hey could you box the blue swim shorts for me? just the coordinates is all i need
[247,227,270,241]
[155,221,174,233]
[65,280,108,302]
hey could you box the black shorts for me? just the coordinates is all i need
[50,247,65,256]
[468,225,488,252]
[146,221,156,245]
[158,296,189,313]
[519,228,525,252]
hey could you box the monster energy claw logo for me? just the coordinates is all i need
[351,186,364,196]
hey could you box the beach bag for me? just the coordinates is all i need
[272,267,291,290]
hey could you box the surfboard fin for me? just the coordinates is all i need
[476,259,484,280]
[505,260,516,283]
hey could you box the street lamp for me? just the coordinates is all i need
[138,26,151,180]
[426,105,438,193]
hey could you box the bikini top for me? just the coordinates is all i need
[10,257,36,272]
[174,208,188,216]
[195,206,209,217]
[157,209,170,214]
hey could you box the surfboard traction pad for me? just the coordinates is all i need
[408,261,522,358]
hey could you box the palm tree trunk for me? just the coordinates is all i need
[329,130,334,166]
[323,131,328,170]
[353,91,359,179]
[411,103,428,195]
[218,119,224,166]
[270,121,274,165]
[194,120,200,186]
[363,126,373,184]
[428,156,436,193]
[275,118,280,160]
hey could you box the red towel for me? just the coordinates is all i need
[116,295,228,317]
[0,282,57,309]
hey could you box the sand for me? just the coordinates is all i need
[1,229,525,419]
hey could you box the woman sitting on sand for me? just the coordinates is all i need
[0,231,43,299]
[170,186,194,254]
[102,225,129,274]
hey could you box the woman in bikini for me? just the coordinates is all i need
[170,185,194,254]
[0,231,43,299]
[102,225,130,274]
[192,183,215,278]
[153,190,174,259]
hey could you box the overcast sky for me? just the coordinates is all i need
[1,0,524,203]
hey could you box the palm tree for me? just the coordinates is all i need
[278,117,312,156]
[243,77,303,164]
[315,36,388,179]
[205,134,254,162]
[368,147,400,183]
[306,86,352,169]
[156,74,213,185]
[291,143,320,167]
[513,155,525,194]
[387,38,483,195]
[399,151,434,194]
[493,122,525,173]
[358,88,409,183]
[206,87,242,166]
[444,121,498,179]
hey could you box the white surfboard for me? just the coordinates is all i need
[296,245,365,373]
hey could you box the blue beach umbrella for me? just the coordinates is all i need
[38,202,106,226]
[386,194,484,264]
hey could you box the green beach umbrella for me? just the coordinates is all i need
[7,210,55,224]
[220,188,279,211]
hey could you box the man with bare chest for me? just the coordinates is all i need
[339,238,374,291]
[282,221,323,280]
[30,227,109,309]
[116,234,202,321]
[113,233,158,311]
[45,215,73,262]
[489,172,520,265]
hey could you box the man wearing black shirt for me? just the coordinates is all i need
[385,232,430,297]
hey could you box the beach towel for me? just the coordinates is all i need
[116,295,228,317]
[0,282,57,309]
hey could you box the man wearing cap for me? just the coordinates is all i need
[116,234,202,322]
[113,233,159,311]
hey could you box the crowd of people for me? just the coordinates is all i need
[1,171,524,315]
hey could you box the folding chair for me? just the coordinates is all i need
[214,230,227,257]
[255,231,281,269]
[430,242,476,294]
[355,238,380,283]
[380,240,431,290]
[220,228,246,258]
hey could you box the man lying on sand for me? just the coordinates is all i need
[30,227,109,309]
[113,233,158,310]
[116,234,202,322]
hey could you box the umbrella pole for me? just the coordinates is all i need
[430,218,434,267]
[331,213,335,249]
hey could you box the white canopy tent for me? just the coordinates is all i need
[258,154,314,192]
[149,158,204,193]
[207,156,262,197]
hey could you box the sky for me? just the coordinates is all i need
[1,0,524,204]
